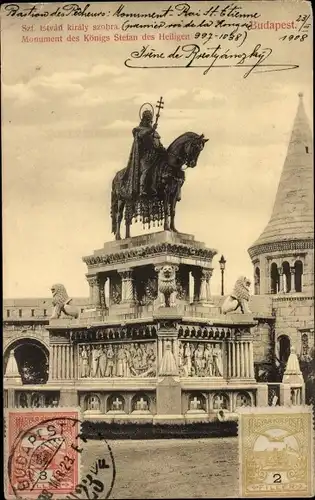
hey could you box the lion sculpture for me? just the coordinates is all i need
[50,284,79,319]
[221,276,252,314]
[155,265,178,308]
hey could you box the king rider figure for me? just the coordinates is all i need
[130,109,165,197]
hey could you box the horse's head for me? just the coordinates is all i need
[184,133,209,168]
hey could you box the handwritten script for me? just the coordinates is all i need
[125,43,299,78]
[2,1,306,79]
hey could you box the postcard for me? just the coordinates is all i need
[2,1,314,498]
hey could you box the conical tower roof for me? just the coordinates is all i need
[249,93,313,256]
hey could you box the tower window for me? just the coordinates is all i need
[43,309,47,317]
[270,263,279,294]
[282,261,291,293]
[278,335,291,365]
[6,310,10,318]
[19,309,22,317]
[31,309,35,317]
[305,146,309,153]
[294,260,303,292]
[254,267,260,295]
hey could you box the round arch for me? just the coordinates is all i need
[4,333,50,354]
[4,338,49,385]
[277,335,291,366]
[294,260,303,292]
[270,263,279,294]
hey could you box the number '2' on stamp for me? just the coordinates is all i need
[238,406,314,498]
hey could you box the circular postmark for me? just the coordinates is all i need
[7,416,116,500]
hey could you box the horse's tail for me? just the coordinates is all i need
[110,180,118,235]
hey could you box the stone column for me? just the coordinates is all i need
[279,269,284,293]
[236,343,240,377]
[249,341,255,378]
[227,342,231,378]
[240,341,247,378]
[119,269,135,304]
[232,342,237,377]
[191,268,201,302]
[86,275,101,308]
[290,267,296,292]
[49,348,53,380]
[205,269,213,302]
[199,271,208,302]
[99,276,108,311]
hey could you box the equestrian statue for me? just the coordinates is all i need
[111,97,208,240]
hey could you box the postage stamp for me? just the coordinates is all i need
[238,406,314,498]
[5,409,116,500]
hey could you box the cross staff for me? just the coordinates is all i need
[153,96,164,130]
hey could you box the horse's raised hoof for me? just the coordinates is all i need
[115,234,121,241]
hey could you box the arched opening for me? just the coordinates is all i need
[270,263,279,294]
[4,339,49,385]
[254,267,260,295]
[106,393,125,413]
[278,335,291,365]
[131,392,150,412]
[282,261,291,293]
[294,260,303,292]
[84,393,101,412]
[188,392,206,412]
[213,392,229,410]
[236,391,252,407]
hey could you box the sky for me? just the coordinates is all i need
[1,1,313,298]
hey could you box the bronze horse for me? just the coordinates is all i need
[111,132,208,240]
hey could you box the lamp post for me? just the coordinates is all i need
[219,255,226,296]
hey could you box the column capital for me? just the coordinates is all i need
[118,269,134,280]
[86,275,98,286]
[202,268,214,280]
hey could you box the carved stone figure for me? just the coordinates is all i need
[105,345,115,377]
[99,347,107,378]
[221,276,252,314]
[159,340,178,376]
[193,344,204,376]
[213,345,223,376]
[156,265,178,307]
[91,345,102,378]
[203,345,214,376]
[80,346,90,378]
[50,284,79,319]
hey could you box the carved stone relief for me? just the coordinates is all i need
[78,341,157,378]
[179,341,223,377]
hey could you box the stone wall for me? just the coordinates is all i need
[272,295,314,354]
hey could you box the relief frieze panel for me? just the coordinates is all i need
[179,341,223,377]
[78,341,157,378]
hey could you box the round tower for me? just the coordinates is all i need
[248,93,314,361]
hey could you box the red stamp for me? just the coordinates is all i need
[6,409,81,498]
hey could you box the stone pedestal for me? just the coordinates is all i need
[59,388,79,407]
[156,377,181,416]
[279,383,292,406]
[5,350,22,385]
[256,383,268,406]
